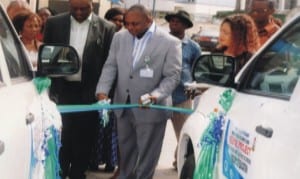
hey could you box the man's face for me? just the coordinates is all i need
[168,17,186,36]
[124,10,151,37]
[38,9,52,25]
[249,1,273,24]
[69,0,92,23]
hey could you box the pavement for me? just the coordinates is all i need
[86,120,178,179]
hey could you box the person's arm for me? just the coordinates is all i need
[150,36,182,102]
[95,34,119,98]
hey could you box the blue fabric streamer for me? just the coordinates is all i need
[29,126,37,179]
[194,89,235,179]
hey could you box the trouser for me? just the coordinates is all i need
[117,109,167,179]
[59,111,98,179]
[171,99,192,162]
[51,80,99,178]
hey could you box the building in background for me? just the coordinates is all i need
[3,0,300,16]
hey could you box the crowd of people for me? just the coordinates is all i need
[5,0,281,179]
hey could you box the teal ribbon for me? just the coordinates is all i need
[58,103,194,114]
[33,77,51,94]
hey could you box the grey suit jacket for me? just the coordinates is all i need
[96,25,182,123]
[43,12,115,104]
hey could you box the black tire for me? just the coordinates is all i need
[180,154,195,179]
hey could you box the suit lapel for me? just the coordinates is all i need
[125,33,134,72]
[85,14,98,52]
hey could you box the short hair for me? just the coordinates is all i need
[104,7,125,20]
[125,4,152,19]
[6,0,31,19]
[12,11,42,34]
[38,7,56,16]
[6,0,29,12]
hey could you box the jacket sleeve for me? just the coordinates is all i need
[95,33,119,96]
[150,36,182,102]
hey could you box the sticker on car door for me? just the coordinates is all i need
[222,120,257,179]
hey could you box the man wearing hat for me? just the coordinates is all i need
[165,10,201,170]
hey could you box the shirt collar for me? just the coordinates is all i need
[148,22,156,34]
[134,22,156,40]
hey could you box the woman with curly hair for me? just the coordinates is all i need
[217,13,260,74]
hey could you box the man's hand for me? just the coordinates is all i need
[139,93,157,108]
[97,94,111,127]
[97,93,108,101]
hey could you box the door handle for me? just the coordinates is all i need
[25,113,35,125]
[255,125,273,138]
[0,140,4,156]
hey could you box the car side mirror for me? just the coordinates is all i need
[192,54,235,87]
[37,44,80,77]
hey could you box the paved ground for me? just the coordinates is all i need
[86,120,178,179]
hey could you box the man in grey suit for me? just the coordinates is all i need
[43,0,115,178]
[96,4,182,179]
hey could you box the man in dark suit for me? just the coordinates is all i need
[43,0,115,178]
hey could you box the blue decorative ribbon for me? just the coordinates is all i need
[57,103,194,115]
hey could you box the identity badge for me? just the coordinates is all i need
[140,68,154,78]
[140,56,154,78]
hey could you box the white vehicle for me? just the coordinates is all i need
[178,12,300,179]
[0,4,79,178]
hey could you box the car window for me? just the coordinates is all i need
[243,20,300,99]
[0,9,28,78]
[193,54,234,86]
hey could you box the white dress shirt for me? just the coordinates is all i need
[132,22,155,68]
[65,14,92,81]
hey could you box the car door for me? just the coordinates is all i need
[214,17,300,179]
[0,7,36,178]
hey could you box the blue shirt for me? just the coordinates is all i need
[172,35,201,105]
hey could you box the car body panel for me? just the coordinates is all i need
[0,82,36,178]
[0,4,33,177]
[178,12,300,179]
[179,84,300,178]
[0,3,80,178]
